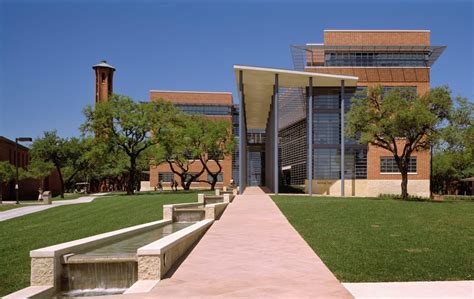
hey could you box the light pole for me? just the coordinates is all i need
[15,137,33,204]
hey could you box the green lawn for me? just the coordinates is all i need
[0,204,25,212]
[0,191,199,297]
[273,196,473,282]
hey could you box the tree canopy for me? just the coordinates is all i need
[347,85,452,199]
[82,94,179,194]
[0,161,15,203]
[432,97,474,194]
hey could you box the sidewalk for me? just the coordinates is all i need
[121,186,352,298]
[344,281,474,298]
[0,193,108,222]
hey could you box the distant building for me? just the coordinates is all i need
[0,136,61,200]
[235,29,445,197]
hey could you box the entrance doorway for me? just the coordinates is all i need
[247,150,265,186]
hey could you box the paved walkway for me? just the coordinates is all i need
[0,193,108,222]
[344,281,474,298]
[124,186,352,298]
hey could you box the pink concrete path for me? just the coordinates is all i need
[132,187,352,298]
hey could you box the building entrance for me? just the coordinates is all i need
[247,150,265,186]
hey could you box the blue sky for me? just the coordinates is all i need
[0,0,473,141]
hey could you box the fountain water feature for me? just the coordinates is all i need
[55,222,193,297]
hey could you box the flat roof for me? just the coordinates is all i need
[234,65,358,130]
[150,90,232,94]
[324,30,430,32]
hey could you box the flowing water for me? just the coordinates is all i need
[56,222,194,297]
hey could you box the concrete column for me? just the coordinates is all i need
[340,80,345,196]
[274,74,279,195]
[239,70,245,194]
[307,77,313,196]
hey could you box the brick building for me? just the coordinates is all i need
[235,30,445,197]
[0,136,61,200]
[148,91,235,190]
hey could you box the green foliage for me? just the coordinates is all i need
[23,158,55,182]
[0,161,15,203]
[0,161,15,184]
[432,97,474,194]
[443,195,474,201]
[30,131,89,197]
[198,118,236,190]
[347,86,452,198]
[82,94,179,194]
[156,114,207,189]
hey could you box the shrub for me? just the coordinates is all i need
[378,193,431,202]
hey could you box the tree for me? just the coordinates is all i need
[432,97,474,194]
[30,131,69,198]
[156,115,207,190]
[82,94,178,195]
[347,85,452,199]
[29,131,88,197]
[0,161,15,203]
[23,158,55,190]
[198,118,236,190]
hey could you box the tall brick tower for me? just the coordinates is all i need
[93,60,115,103]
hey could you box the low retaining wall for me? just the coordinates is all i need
[136,219,214,280]
[164,201,229,221]
[16,219,172,296]
[199,193,234,204]
[163,203,202,221]
[205,203,228,220]
[304,179,430,197]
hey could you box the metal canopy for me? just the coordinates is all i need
[233,65,358,130]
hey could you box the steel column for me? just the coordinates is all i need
[307,77,313,196]
[274,74,279,194]
[340,80,345,196]
[239,70,245,194]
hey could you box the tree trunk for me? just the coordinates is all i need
[56,166,65,198]
[401,171,408,199]
[0,183,3,204]
[210,175,217,191]
[127,156,136,195]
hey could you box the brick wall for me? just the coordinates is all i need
[367,141,430,180]
[324,30,430,46]
[150,91,232,105]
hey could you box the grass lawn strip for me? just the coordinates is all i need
[272,196,473,282]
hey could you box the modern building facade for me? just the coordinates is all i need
[149,90,235,190]
[236,30,445,197]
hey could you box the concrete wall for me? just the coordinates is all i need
[306,179,430,197]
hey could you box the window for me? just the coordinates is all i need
[184,172,200,183]
[380,157,417,173]
[325,52,428,67]
[101,72,106,83]
[207,173,223,182]
[313,113,340,144]
[175,104,231,116]
[158,172,174,182]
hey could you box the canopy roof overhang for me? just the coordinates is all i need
[234,65,358,130]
